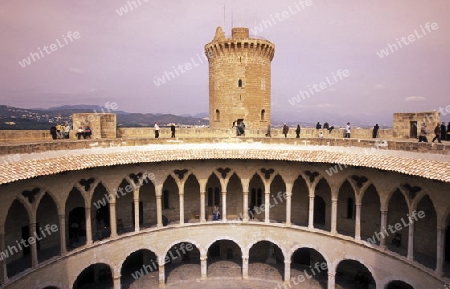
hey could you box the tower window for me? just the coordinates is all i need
[215,109,220,121]
[238,79,243,88]
[261,109,266,121]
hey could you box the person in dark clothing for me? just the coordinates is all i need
[265,124,271,137]
[447,122,450,141]
[84,126,91,139]
[323,122,329,130]
[432,123,442,143]
[50,126,57,140]
[233,121,241,136]
[295,124,301,138]
[170,124,176,138]
[162,215,169,226]
[316,122,322,129]
[373,124,380,138]
[154,122,160,138]
[440,122,446,141]
[238,121,245,136]
[282,123,289,138]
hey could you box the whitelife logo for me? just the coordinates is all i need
[376,22,439,59]
[18,31,81,68]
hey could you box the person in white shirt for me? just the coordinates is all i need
[64,124,70,139]
[154,122,160,138]
[345,122,351,138]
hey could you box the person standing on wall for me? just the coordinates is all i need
[295,124,301,138]
[418,123,428,142]
[282,123,289,138]
[432,123,442,143]
[372,124,379,138]
[170,123,176,138]
[345,122,351,138]
[440,122,446,141]
[154,122,160,138]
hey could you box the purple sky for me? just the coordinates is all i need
[1,0,449,126]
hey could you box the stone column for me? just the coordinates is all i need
[355,203,362,240]
[308,195,315,229]
[264,184,271,224]
[285,182,293,226]
[242,179,250,222]
[284,260,291,282]
[243,191,249,222]
[331,198,337,234]
[30,223,38,268]
[407,219,414,260]
[58,214,67,255]
[327,270,335,289]
[380,210,388,248]
[155,185,163,227]
[200,191,206,223]
[109,201,117,238]
[436,227,445,276]
[85,206,93,245]
[134,188,140,232]
[179,188,185,225]
[242,255,249,279]
[200,254,207,280]
[221,191,227,221]
[0,229,9,284]
[113,273,121,289]
[158,263,165,285]
[134,198,140,232]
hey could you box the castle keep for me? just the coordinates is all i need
[205,27,275,129]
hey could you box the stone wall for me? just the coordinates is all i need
[393,112,441,139]
[0,126,393,142]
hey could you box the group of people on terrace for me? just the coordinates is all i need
[76,126,92,139]
[49,123,70,140]
[154,122,177,138]
[419,122,450,143]
[50,124,92,140]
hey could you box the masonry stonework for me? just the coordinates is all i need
[205,27,275,130]
[393,111,441,139]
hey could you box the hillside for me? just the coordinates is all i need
[0,105,209,130]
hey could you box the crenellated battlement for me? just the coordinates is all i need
[205,28,275,62]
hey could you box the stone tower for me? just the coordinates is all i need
[205,27,275,130]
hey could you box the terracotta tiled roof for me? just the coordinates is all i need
[0,143,449,184]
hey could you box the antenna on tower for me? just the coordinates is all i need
[231,7,234,28]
